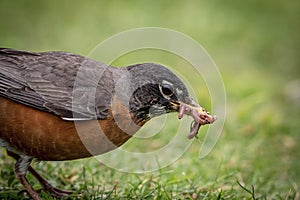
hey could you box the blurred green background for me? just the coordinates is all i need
[0,0,299,199]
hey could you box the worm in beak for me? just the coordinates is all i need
[176,101,217,139]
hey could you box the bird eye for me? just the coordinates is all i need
[159,83,174,96]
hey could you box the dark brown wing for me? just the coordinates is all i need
[0,48,116,120]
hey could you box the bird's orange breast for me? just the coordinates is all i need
[0,97,141,161]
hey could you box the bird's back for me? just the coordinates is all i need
[0,48,119,119]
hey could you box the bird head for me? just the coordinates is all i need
[124,63,216,138]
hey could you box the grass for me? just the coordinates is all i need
[0,0,299,199]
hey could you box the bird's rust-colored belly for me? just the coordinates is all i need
[0,97,140,161]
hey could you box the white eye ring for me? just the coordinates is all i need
[159,83,174,98]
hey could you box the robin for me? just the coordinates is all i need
[0,48,216,200]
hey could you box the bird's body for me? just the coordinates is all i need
[0,49,142,161]
[0,48,216,199]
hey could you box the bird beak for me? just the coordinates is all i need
[170,99,217,139]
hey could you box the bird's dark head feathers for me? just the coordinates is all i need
[124,63,193,123]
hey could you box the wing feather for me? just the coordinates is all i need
[0,48,116,120]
